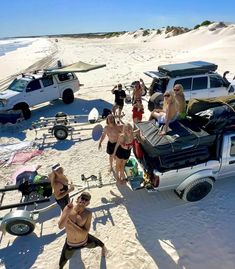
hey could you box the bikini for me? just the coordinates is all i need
[116,140,134,160]
[55,182,70,210]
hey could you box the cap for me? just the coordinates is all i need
[80,191,91,201]
[52,163,61,171]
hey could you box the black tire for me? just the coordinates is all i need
[13,103,31,119]
[62,89,74,104]
[148,92,164,111]
[182,178,214,202]
[53,125,68,140]
[6,219,35,236]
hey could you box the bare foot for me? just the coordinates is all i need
[102,246,108,257]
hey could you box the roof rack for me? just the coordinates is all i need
[158,61,218,77]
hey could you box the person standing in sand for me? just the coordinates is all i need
[111,83,126,121]
[132,79,145,104]
[58,192,107,269]
[113,123,137,184]
[49,163,74,211]
[98,114,123,172]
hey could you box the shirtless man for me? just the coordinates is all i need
[132,79,145,104]
[98,114,123,172]
[58,192,107,269]
[49,163,74,210]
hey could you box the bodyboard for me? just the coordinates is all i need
[88,108,99,123]
[92,124,103,141]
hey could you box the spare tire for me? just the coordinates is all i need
[148,92,164,112]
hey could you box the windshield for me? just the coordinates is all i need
[8,78,28,92]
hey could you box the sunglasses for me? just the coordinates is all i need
[164,94,170,97]
[174,88,180,91]
[80,196,90,202]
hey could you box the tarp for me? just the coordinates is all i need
[137,119,216,157]
[45,61,106,74]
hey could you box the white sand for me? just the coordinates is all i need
[1,24,235,269]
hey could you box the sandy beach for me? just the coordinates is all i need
[1,23,235,269]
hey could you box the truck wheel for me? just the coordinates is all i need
[62,89,74,104]
[5,219,35,236]
[53,125,68,140]
[148,92,164,111]
[182,178,214,202]
[13,104,31,119]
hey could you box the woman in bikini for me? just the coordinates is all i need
[149,91,178,135]
[49,163,74,210]
[113,123,136,184]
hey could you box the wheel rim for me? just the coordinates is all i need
[56,130,66,139]
[10,223,30,235]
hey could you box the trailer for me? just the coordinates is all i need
[0,172,115,236]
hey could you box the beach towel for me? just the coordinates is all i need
[10,150,43,164]
[0,141,33,164]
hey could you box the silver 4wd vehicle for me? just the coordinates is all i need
[133,95,235,202]
[0,61,106,119]
[145,61,235,111]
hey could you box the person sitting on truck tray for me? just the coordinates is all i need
[49,163,74,210]
[149,91,178,135]
[173,84,187,119]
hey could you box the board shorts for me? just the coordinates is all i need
[106,141,116,155]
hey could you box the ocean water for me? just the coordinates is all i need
[0,38,33,57]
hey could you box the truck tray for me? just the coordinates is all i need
[137,119,216,157]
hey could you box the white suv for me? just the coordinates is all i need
[0,71,80,119]
[145,61,235,111]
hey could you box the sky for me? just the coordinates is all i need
[0,0,234,38]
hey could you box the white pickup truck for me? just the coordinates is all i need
[0,71,80,119]
[151,132,235,202]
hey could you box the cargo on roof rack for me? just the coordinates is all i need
[158,61,218,77]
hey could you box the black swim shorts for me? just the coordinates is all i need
[106,141,116,155]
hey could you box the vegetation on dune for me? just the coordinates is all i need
[194,20,213,29]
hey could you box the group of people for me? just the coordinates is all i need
[47,82,187,268]
[149,84,186,135]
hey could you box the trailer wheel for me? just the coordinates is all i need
[182,178,214,202]
[53,125,68,140]
[5,219,35,236]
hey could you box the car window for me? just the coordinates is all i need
[8,78,28,92]
[26,80,41,92]
[57,73,74,82]
[209,75,225,88]
[174,78,192,91]
[192,77,208,91]
[230,137,235,156]
[41,76,54,87]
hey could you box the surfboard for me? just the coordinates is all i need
[92,124,103,141]
[88,107,99,123]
